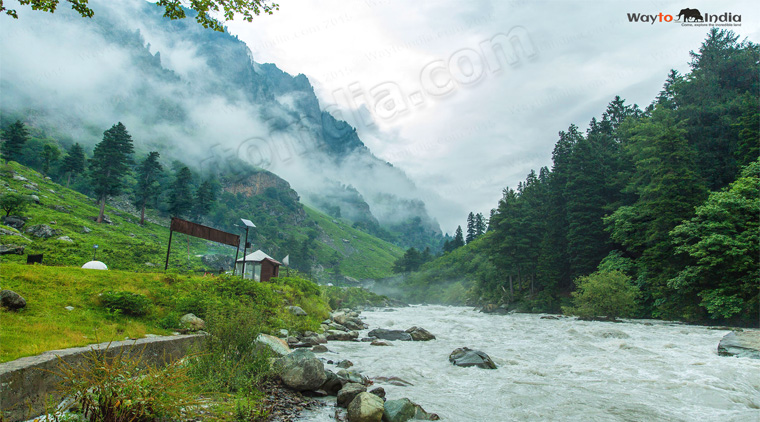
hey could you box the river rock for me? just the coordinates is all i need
[449,347,497,369]
[321,370,343,395]
[718,331,760,359]
[372,376,413,387]
[405,326,436,341]
[368,328,412,341]
[0,244,25,255]
[480,303,509,314]
[327,330,359,341]
[25,224,61,238]
[337,369,370,385]
[256,333,291,357]
[369,387,385,399]
[180,313,206,331]
[371,340,392,346]
[0,290,26,310]
[336,360,354,369]
[347,392,384,422]
[276,349,327,391]
[337,382,367,408]
[2,216,26,230]
[383,398,439,422]
[312,344,329,353]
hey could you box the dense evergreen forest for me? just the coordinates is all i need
[397,29,759,325]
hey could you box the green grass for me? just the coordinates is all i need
[0,263,330,363]
[305,206,403,279]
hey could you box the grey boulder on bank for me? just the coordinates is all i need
[276,349,327,391]
[347,392,384,422]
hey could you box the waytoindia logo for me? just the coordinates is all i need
[627,8,742,26]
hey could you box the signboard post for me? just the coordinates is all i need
[164,217,240,271]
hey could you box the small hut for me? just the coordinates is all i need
[235,250,281,282]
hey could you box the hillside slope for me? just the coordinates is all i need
[0,162,402,279]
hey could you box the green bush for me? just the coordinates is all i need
[563,270,640,320]
[99,291,151,316]
[189,303,273,394]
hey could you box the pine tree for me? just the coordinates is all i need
[61,143,85,187]
[133,152,164,225]
[606,107,707,318]
[466,212,476,243]
[1,120,29,164]
[475,213,486,237]
[168,166,193,218]
[193,179,217,219]
[89,122,134,223]
[41,144,60,176]
[452,226,465,249]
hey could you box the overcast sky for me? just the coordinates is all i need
[222,0,759,232]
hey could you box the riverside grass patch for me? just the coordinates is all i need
[0,263,330,363]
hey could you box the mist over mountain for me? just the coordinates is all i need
[0,0,442,249]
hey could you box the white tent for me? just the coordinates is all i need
[82,261,108,270]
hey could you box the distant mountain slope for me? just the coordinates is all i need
[0,0,442,250]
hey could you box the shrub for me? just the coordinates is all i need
[51,345,198,422]
[99,291,151,316]
[563,270,640,320]
[189,303,273,394]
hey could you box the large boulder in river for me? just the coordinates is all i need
[718,332,760,359]
[276,349,327,391]
[448,347,497,369]
[383,398,440,422]
[368,328,412,341]
[405,326,436,341]
[0,290,26,310]
[337,382,367,408]
[347,392,384,422]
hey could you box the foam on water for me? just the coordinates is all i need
[299,305,760,422]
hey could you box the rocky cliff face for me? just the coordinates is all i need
[225,171,298,201]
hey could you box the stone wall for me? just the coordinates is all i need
[0,334,204,422]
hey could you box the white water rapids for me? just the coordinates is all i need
[299,305,759,422]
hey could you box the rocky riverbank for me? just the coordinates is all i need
[265,308,440,422]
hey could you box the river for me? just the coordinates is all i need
[298,305,759,422]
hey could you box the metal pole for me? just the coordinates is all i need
[241,227,249,278]
[164,230,173,271]
[233,239,240,275]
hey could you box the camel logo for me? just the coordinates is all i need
[627,8,742,26]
